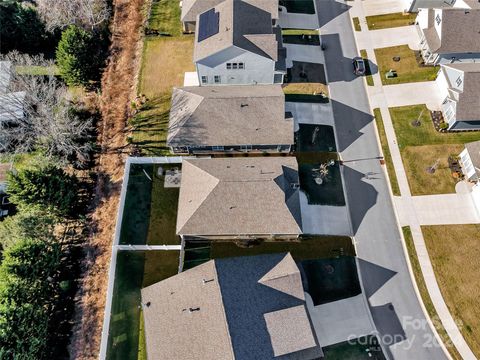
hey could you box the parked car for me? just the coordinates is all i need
[353,57,366,75]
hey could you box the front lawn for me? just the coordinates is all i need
[389,105,479,148]
[402,144,464,195]
[373,108,400,196]
[301,256,361,305]
[402,227,462,360]
[105,250,180,360]
[375,45,439,85]
[422,225,480,358]
[366,12,417,30]
[389,105,474,195]
[280,0,315,14]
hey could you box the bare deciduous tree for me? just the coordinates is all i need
[36,0,110,32]
[0,51,94,166]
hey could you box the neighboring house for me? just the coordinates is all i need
[436,62,480,130]
[0,61,27,151]
[181,0,279,33]
[141,252,323,360]
[459,140,480,182]
[416,7,480,65]
[176,157,302,241]
[405,0,479,12]
[194,0,287,86]
[167,85,294,154]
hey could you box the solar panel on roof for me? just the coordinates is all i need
[198,9,219,42]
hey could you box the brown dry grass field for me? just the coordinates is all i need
[283,82,329,96]
[422,225,480,358]
[366,12,417,30]
[402,144,464,195]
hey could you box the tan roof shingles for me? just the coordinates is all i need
[443,62,480,121]
[423,8,480,53]
[141,260,234,360]
[194,0,277,62]
[167,85,293,147]
[176,157,302,236]
[181,0,278,23]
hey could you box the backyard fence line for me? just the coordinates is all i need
[116,244,181,251]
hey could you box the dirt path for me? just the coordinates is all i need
[68,0,145,358]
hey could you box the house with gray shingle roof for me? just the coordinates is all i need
[405,0,480,12]
[141,252,323,360]
[167,84,294,154]
[181,0,278,33]
[176,157,302,240]
[416,7,480,64]
[436,62,480,130]
[460,140,480,181]
[194,0,287,86]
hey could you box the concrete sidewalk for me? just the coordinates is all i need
[370,82,443,110]
[356,25,420,50]
[361,0,406,16]
[351,1,477,359]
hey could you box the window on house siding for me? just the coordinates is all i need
[239,62,244,69]
[232,63,238,69]
[435,14,441,25]
[201,76,208,84]
[226,63,232,69]
[455,76,462,87]
[214,75,221,83]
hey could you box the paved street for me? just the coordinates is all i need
[316,1,449,358]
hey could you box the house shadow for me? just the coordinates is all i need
[357,259,397,298]
[321,33,358,83]
[341,165,378,234]
[330,99,375,153]
[317,0,351,28]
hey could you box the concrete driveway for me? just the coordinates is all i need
[356,26,420,51]
[286,101,335,131]
[369,81,443,110]
[395,194,480,226]
[306,293,374,347]
[300,192,352,236]
[361,0,406,16]
[278,8,319,30]
[285,43,325,67]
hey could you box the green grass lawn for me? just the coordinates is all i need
[282,29,319,36]
[389,105,476,194]
[105,250,180,360]
[280,0,315,14]
[133,0,195,155]
[360,49,374,86]
[422,225,480,359]
[147,0,182,36]
[373,108,400,195]
[120,163,180,245]
[323,336,386,359]
[352,17,361,31]
[301,256,361,305]
[375,45,439,85]
[403,227,463,360]
[366,12,417,30]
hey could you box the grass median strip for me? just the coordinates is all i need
[366,12,417,30]
[402,227,463,360]
[352,17,361,31]
[373,109,400,196]
[360,49,374,86]
[375,45,439,85]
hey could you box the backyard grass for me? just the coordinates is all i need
[389,104,478,194]
[296,124,337,152]
[146,164,180,245]
[106,250,180,360]
[360,49,374,86]
[366,12,417,30]
[133,0,195,155]
[146,0,182,36]
[402,227,462,360]
[373,108,400,196]
[283,83,329,97]
[389,105,480,147]
[402,144,464,195]
[280,0,315,14]
[323,336,386,359]
[422,225,480,358]
[352,17,361,31]
[375,45,439,85]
